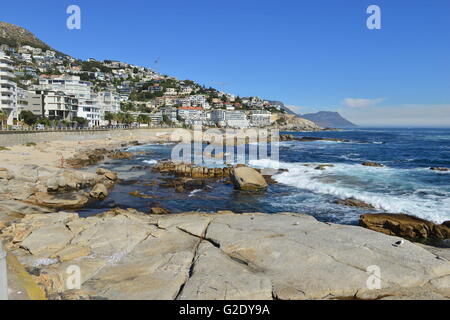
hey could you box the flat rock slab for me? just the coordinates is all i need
[1,210,449,300]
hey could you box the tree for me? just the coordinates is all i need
[162,115,172,125]
[104,112,114,125]
[120,102,135,112]
[114,112,134,125]
[137,114,149,124]
[38,117,51,127]
[0,111,6,127]
[123,112,134,124]
[72,117,89,127]
[19,110,38,126]
[276,118,286,126]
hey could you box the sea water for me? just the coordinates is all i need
[79,128,450,225]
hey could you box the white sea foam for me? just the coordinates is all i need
[189,189,202,197]
[143,159,158,165]
[250,159,450,224]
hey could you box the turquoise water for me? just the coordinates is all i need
[79,128,450,225]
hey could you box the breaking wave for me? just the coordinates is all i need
[249,159,450,224]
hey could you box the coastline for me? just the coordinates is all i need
[0,129,449,300]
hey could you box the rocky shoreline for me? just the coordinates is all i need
[0,129,449,300]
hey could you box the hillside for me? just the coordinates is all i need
[0,21,51,50]
[301,111,357,128]
[266,101,296,115]
[0,21,325,131]
[272,114,322,131]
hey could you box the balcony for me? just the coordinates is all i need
[0,101,15,110]
[0,69,14,78]
[0,79,16,87]
[0,61,13,69]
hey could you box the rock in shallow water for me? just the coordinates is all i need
[334,198,375,209]
[360,213,450,240]
[89,183,109,200]
[230,166,268,191]
[430,167,449,172]
[362,161,384,167]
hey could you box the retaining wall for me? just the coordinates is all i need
[0,129,170,147]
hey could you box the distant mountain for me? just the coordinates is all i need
[0,21,51,50]
[301,111,357,128]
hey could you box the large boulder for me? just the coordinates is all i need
[153,161,231,179]
[26,192,89,210]
[360,214,450,240]
[89,184,109,200]
[230,166,268,191]
[96,168,118,181]
[46,170,103,192]
[66,149,106,168]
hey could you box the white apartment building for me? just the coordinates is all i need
[98,91,121,125]
[77,93,101,127]
[37,75,91,100]
[0,52,17,125]
[149,111,163,124]
[177,107,204,121]
[225,110,249,128]
[36,75,106,126]
[189,95,210,109]
[164,88,177,96]
[250,110,272,127]
[40,91,78,121]
[21,53,32,63]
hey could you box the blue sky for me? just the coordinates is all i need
[1,0,449,126]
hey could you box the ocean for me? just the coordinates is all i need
[79,128,450,225]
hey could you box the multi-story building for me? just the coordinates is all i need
[23,90,43,116]
[161,106,178,122]
[211,109,226,127]
[149,111,163,124]
[23,90,78,121]
[40,91,78,121]
[148,85,163,93]
[98,91,121,125]
[37,75,91,100]
[225,110,249,128]
[164,88,177,96]
[16,88,30,115]
[250,110,271,127]
[77,93,101,127]
[177,106,203,121]
[35,75,107,126]
[189,95,210,109]
[0,52,17,125]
